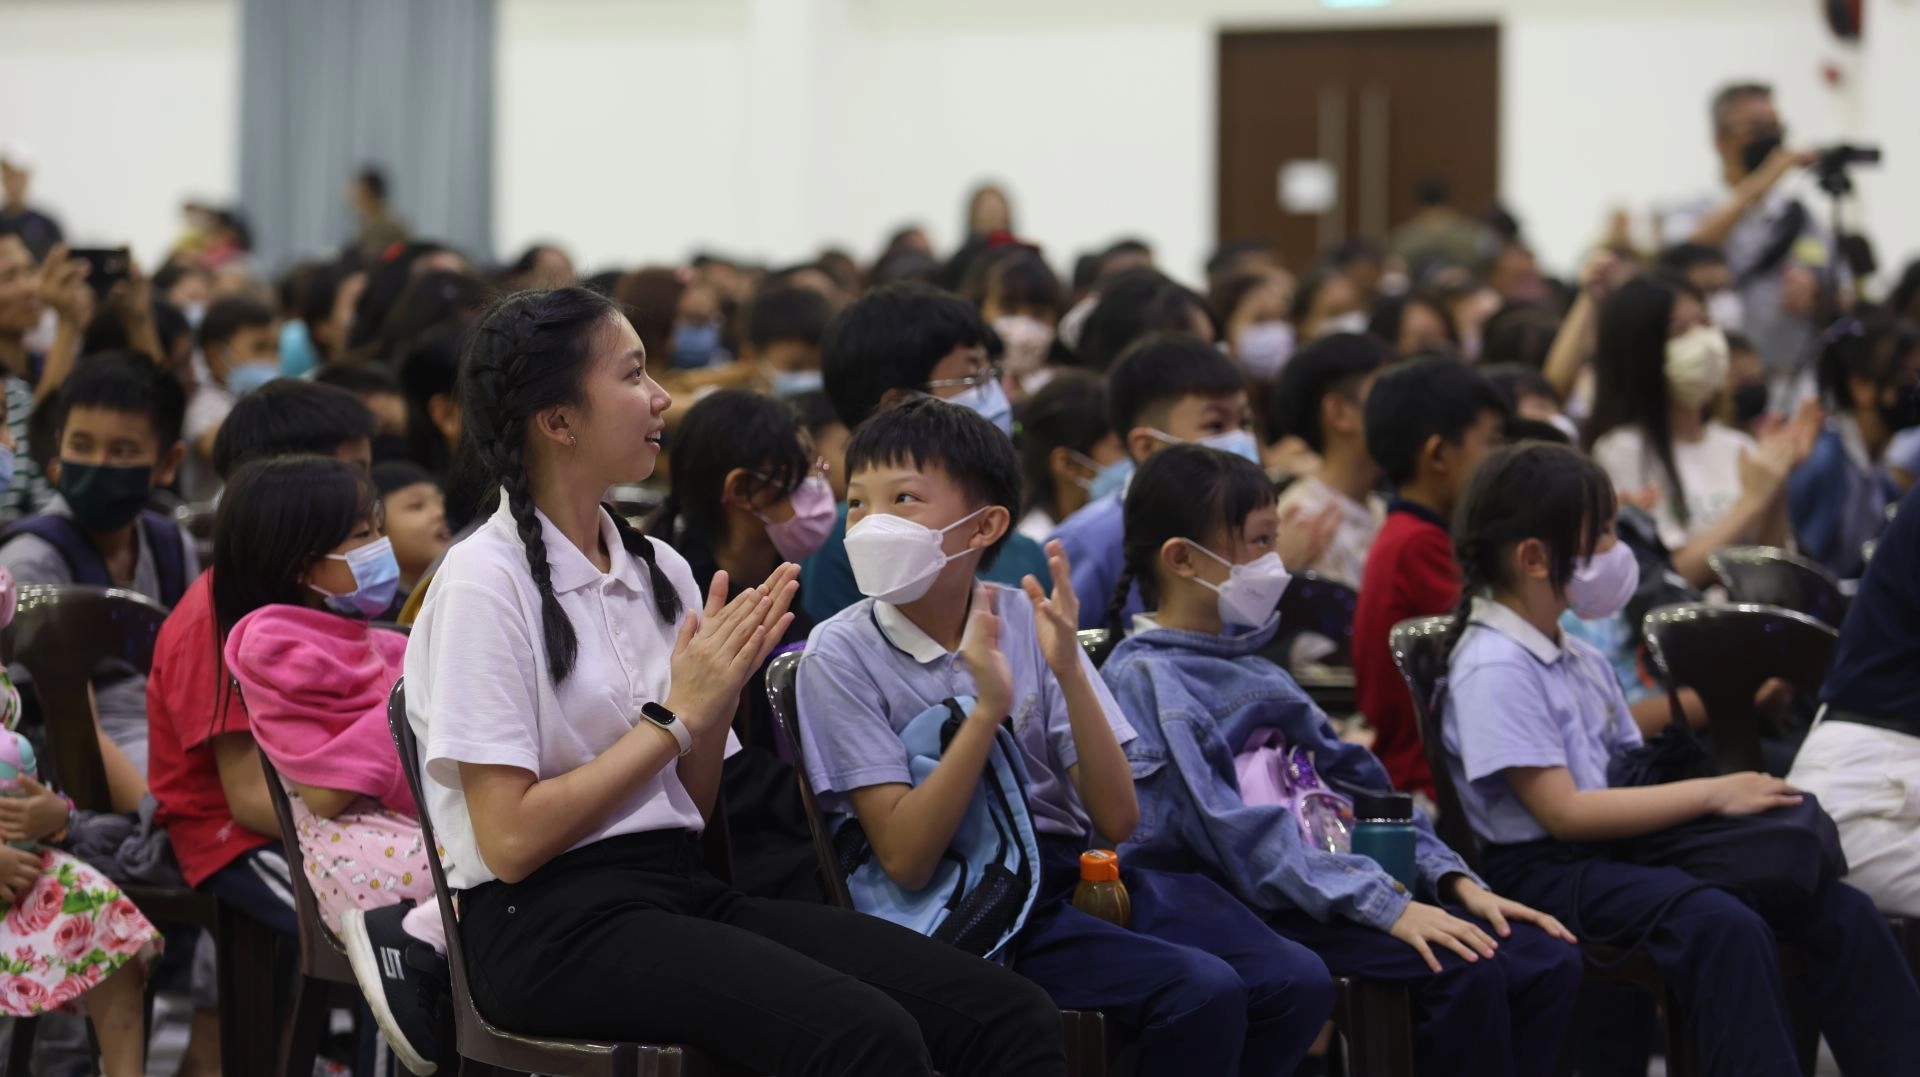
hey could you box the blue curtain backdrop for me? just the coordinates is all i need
[239,0,494,272]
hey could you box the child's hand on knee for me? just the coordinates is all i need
[1388,900,1499,973]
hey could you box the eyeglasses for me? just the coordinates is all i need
[925,354,1003,394]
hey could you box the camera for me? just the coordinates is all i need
[1817,143,1881,173]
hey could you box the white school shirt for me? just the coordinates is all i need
[405,493,733,889]
[1274,474,1384,589]
[1591,422,1757,553]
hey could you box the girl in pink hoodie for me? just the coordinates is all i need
[213,455,446,1075]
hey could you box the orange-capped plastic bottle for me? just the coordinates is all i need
[1071,849,1131,928]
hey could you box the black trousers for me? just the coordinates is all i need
[460,830,1065,1077]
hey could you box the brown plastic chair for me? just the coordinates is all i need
[257,747,367,1077]
[386,677,754,1076]
[1708,546,1849,630]
[1641,602,1838,776]
[764,651,1123,1077]
[1,583,281,1077]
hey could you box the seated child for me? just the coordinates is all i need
[183,295,280,499]
[1351,356,1507,799]
[1014,370,1123,542]
[743,284,832,398]
[1444,441,1920,1077]
[798,397,1334,1077]
[1788,314,1916,578]
[372,460,450,618]
[1100,444,1582,1077]
[214,454,445,1074]
[1267,333,1390,588]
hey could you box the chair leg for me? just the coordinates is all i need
[1343,980,1415,1077]
[1663,990,1698,1077]
[216,901,284,1077]
[277,974,331,1077]
[7,1015,38,1075]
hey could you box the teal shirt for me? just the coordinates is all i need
[800,502,1051,625]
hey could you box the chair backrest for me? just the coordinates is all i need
[762,651,854,910]
[256,745,354,983]
[1275,571,1362,665]
[1386,615,1480,871]
[1708,546,1848,630]
[1075,628,1114,668]
[1642,602,1838,774]
[1,584,169,812]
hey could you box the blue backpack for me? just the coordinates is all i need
[832,696,1041,961]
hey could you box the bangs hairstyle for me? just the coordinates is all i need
[56,350,189,449]
[1106,332,1246,435]
[844,396,1021,570]
[1445,442,1616,651]
[1078,268,1215,373]
[211,379,377,481]
[1017,369,1111,519]
[208,455,379,731]
[821,282,994,427]
[983,248,1063,316]
[650,389,810,547]
[1111,443,1276,634]
[1267,332,1390,451]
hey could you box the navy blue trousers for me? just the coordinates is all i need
[1013,837,1335,1077]
[1264,903,1583,1077]
[1484,840,1920,1077]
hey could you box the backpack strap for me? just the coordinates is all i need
[138,511,188,608]
[0,515,112,587]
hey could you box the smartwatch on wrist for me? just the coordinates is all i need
[642,701,694,757]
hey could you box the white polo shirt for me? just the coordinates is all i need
[405,493,720,889]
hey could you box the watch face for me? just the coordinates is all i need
[644,701,676,726]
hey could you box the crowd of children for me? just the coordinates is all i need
[1,94,1919,1077]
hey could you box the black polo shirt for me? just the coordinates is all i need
[1821,483,1920,736]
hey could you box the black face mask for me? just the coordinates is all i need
[1733,382,1771,426]
[59,461,153,532]
[371,434,411,466]
[1741,131,1785,175]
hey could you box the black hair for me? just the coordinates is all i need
[1206,238,1275,279]
[785,389,842,439]
[349,241,460,351]
[1017,369,1111,521]
[1364,354,1509,486]
[581,269,623,297]
[1110,443,1275,635]
[398,327,462,477]
[1070,253,1101,294]
[312,361,401,398]
[366,269,490,364]
[1289,267,1349,327]
[982,249,1062,317]
[373,458,437,497]
[1444,442,1616,653]
[1505,417,1572,446]
[1106,332,1246,439]
[1710,82,1773,134]
[1367,291,1460,353]
[650,389,809,551]
[820,282,993,427]
[1267,333,1390,452]
[1211,271,1282,331]
[1480,301,1560,369]
[197,295,275,351]
[209,454,379,730]
[844,396,1021,570]
[152,300,191,360]
[357,165,389,202]
[1583,273,1694,522]
[461,286,681,684]
[151,262,200,299]
[1480,362,1563,414]
[747,285,833,352]
[55,350,189,449]
[1077,268,1214,373]
[870,249,941,289]
[508,244,563,276]
[81,299,191,365]
[1818,314,1920,413]
[1656,243,1729,275]
[211,379,377,481]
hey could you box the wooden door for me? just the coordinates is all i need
[1218,25,1501,270]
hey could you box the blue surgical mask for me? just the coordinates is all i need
[769,367,824,398]
[1088,457,1134,502]
[672,323,722,369]
[951,376,1014,436]
[279,320,320,378]
[226,361,281,396]
[308,536,401,618]
[1150,426,1261,465]
[0,444,15,496]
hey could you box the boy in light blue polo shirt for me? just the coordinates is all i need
[1048,333,1258,629]
[797,398,1332,1077]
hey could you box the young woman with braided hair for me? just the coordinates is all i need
[403,287,1063,1076]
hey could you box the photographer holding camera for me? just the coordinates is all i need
[1662,82,1845,392]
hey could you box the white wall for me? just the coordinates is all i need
[0,0,238,263]
[5,0,1909,290]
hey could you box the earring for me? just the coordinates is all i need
[568,433,577,447]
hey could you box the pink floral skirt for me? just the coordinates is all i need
[0,848,161,1016]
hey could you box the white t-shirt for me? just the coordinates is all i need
[405,493,728,889]
[1591,422,1757,552]
[181,376,236,502]
[1015,506,1056,544]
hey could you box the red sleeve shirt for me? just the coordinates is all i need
[1351,502,1461,798]
[147,572,274,887]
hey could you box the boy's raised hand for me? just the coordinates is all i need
[1022,539,1082,678]
[959,582,1014,722]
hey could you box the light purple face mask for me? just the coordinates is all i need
[755,476,836,562]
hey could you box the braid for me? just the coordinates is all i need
[498,435,579,683]
[1440,531,1487,659]
[610,509,684,625]
[1105,564,1139,639]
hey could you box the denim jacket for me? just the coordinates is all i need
[1101,615,1481,932]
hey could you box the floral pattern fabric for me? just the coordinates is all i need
[0,850,160,1016]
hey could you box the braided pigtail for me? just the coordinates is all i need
[497,434,579,683]
[1105,564,1140,639]
[611,510,684,625]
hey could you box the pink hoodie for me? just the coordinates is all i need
[225,605,414,816]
